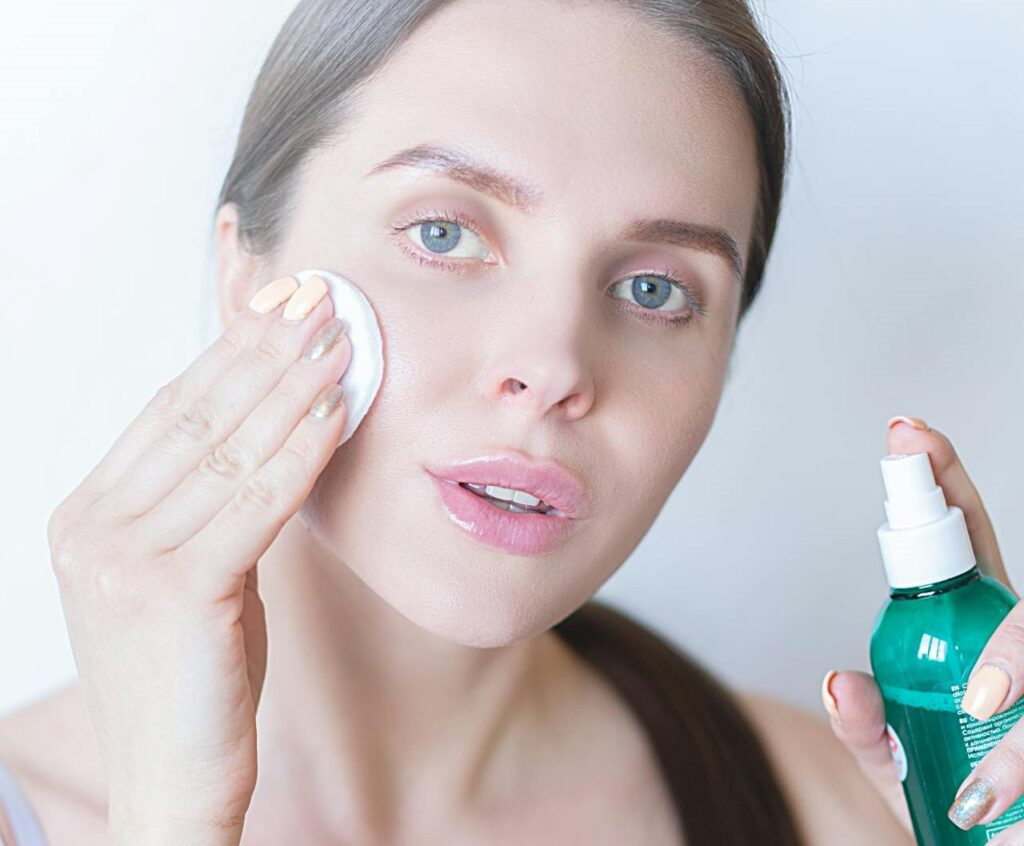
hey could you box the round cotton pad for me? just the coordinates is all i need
[292,269,384,448]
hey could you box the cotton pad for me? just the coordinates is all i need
[292,268,384,448]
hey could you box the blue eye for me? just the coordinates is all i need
[388,209,708,326]
[401,212,495,262]
[610,273,706,325]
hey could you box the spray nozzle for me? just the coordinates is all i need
[876,450,975,589]
[880,452,948,530]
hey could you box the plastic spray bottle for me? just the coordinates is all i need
[870,452,1024,844]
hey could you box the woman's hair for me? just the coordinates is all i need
[214,2,800,842]
[555,601,805,844]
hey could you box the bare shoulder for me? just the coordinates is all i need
[0,682,107,844]
[732,688,913,846]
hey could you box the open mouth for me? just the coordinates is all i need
[458,482,560,516]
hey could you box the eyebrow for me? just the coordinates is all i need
[366,143,745,283]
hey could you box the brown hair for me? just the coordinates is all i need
[555,600,805,844]
[214,1,799,841]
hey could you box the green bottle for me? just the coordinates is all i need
[870,452,1024,844]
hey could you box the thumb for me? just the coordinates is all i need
[823,669,913,832]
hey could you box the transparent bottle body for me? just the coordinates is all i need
[869,566,1024,844]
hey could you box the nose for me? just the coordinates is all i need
[481,291,597,422]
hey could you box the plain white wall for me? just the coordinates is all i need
[1,1,1021,721]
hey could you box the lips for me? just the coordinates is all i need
[426,473,581,556]
[424,451,591,521]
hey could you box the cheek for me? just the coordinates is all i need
[609,362,725,502]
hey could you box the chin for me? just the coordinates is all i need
[369,544,598,648]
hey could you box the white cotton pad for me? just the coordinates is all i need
[292,268,384,448]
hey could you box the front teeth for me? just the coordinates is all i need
[462,482,544,507]
[484,484,542,507]
[461,482,563,515]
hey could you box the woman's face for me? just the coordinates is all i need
[246,0,758,646]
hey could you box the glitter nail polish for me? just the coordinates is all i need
[948,778,997,830]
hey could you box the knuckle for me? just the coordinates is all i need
[46,506,70,549]
[273,376,306,409]
[199,440,255,482]
[991,738,1024,784]
[234,474,280,513]
[216,326,247,363]
[50,534,108,592]
[150,380,185,415]
[83,562,154,616]
[49,534,81,577]
[47,523,155,611]
[987,614,1024,663]
[282,436,317,466]
[252,331,287,365]
[171,398,219,444]
[89,564,132,605]
[1003,614,1024,647]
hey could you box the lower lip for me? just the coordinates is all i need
[426,472,579,557]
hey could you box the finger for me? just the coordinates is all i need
[956,595,1024,724]
[945,687,1024,831]
[174,386,349,598]
[96,289,336,521]
[822,669,913,831]
[52,276,299,524]
[142,322,351,549]
[886,416,1014,595]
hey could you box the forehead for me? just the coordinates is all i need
[327,0,758,249]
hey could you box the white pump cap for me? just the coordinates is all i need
[876,452,976,588]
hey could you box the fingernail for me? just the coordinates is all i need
[309,383,345,420]
[948,777,996,829]
[302,318,348,362]
[248,276,299,314]
[821,669,840,719]
[283,275,329,322]
[887,415,930,431]
[962,664,1011,720]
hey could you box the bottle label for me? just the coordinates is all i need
[885,722,908,782]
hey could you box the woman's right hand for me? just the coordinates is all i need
[821,418,1018,839]
[45,274,352,843]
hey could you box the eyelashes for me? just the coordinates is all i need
[387,208,709,327]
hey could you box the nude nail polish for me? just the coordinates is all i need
[887,415,930,431]
[821,670,839,720]
[962,664,1011,721]
[283,274,329,321]
[248,275,299,314]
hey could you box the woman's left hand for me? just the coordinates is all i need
[824,416,1023,841]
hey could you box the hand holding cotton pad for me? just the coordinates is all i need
[292,269,384,448]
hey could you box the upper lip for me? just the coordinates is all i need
[425,450,591,520]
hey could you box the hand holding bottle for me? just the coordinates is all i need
[822,417,1019,842]
[45,275,352,844]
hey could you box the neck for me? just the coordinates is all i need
[249,515,584,841]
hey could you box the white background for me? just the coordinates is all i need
[1,1,1021,719]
